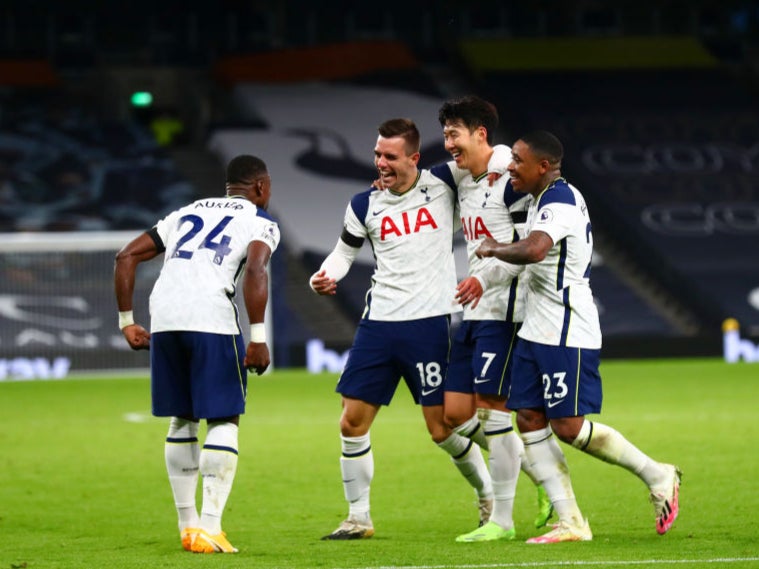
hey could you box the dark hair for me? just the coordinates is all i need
[226,155,268,184]
[520,131,563,164]
[438,95,499,145]
[377,118,420,155]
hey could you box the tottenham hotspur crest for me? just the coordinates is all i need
[481,190,491,208]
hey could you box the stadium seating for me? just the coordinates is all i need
[0,86,198,232]
[467,36,759,344]
[2,3,757,373]
[206,40,690,360]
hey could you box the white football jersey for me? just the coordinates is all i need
[149,195,280,334]
[442,159,530,322]
[518,178,602,348]
[343,169,460,321]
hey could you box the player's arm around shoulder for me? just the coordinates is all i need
[488,144,512,174]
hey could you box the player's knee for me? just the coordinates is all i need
[553,429,576,445]
[338,414,369,437]
[424,415,451,443]
[428,426,450,444]
[475,394,507,412]
[443,409,465,429]
[516,408,548,433]
[549,419,582,444]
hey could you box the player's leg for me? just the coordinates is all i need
[445,391,488,448]
[444,322,489,450]
[194,416,240,553]
[452,321,520,541]
[490,326,554,528]
[510,341,591,544]
[407,317,493,529]
[323,320,394,540]
[151,332,201,551]
[321,396,380,540]
[558,418,681,535]
[546,347,681,534]
[480,322,552,529]
[423,403,493,528]
[165,416,201,550]
[187,332,247,553]
[454,394,518,542]
[457,322,550,542]
[442,391,493,529]
[444,394,494,528]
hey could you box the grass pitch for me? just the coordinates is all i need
[1,358,758,569]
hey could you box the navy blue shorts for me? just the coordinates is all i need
[336,316,451,407]
[151,331,247,419]
[508,339,602,418]
[446,320,520,397]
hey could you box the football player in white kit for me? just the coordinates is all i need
[436,96,553,543]
[114,155,280,554]
[476,131,681,543]
[311,118,493,540]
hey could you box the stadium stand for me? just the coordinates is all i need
[466,34,759,349]
[1,1,758,375]
[0,86,198,232]
[207,40,692,361]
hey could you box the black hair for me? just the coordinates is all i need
[226,155,268,185]
[438,95,499,145]
[520,131,563,164]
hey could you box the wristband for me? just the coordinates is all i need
[250,323,267,343]
[118,310,135,329]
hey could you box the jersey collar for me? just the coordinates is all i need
[388,171,421,196]
[536,176,565,201]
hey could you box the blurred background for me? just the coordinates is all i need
[0,0,758,377]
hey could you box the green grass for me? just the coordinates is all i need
[1,358,758,569]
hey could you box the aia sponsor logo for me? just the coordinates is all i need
[461,216,493,241]
[379,207,439,240]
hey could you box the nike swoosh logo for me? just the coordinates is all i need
[421,388,439,396]
[547,399,564,408]
[342,478,356,483]
[373,208,387,215]
[474,377,491,384]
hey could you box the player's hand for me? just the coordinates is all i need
[371,178,386,191]
[122,324,151,350]
[486,172,503,186]
[475,237,499,259]
[244,342,270,375]
[310,269,337,295]
[455,276,484,309]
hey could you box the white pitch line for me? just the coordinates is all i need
[329,558,759,569]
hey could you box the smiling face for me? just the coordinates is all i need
[442,119,487,173]
[374,135,420,193]
[508,139,551,197]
